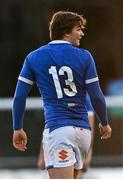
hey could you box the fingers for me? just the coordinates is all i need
[99,124,112,140]
[13,130,27,151]
[101,132,111,139]
[13,140,27,151]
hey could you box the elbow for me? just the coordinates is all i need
[91,94,106,108]
[13,94,26,106]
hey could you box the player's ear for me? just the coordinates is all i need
[64,33,70,38]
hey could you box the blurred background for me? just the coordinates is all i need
[0,0,123,178]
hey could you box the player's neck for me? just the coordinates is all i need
[62,37,71,44]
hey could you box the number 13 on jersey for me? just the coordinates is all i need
[49,66,77,99]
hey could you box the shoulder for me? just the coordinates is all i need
[26,44,50,62]
[29,44,49,57]
[80,48,93,59]
[79,48,95,64]
[73,48,94,67]
[73,46,93,58]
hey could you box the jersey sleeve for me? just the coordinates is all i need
[85,51,99,85]
[85,51,108,125]
[18,56,34,85]
[86,94,94,116]
[12,81,32,130]
[12,54,34,130]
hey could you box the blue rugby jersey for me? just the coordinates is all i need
[13,40,108,131]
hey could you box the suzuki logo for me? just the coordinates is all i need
[58,150,68,160]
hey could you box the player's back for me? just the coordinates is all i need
[27,41,91,131]
[29,42,87,101]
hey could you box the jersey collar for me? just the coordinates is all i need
[49,40,71,44]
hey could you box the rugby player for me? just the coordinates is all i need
[12,11,112,179]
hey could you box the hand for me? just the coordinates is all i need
[99,123,112,140]
[13,129,27,151]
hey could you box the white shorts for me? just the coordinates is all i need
[42,126,91,170]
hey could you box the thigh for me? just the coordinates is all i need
[48,165,74,179]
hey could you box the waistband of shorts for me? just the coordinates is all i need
[45,125,91,133]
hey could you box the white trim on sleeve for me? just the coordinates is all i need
[85,77,99,84]
[88,111,94,116]
[18,76,34,85]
